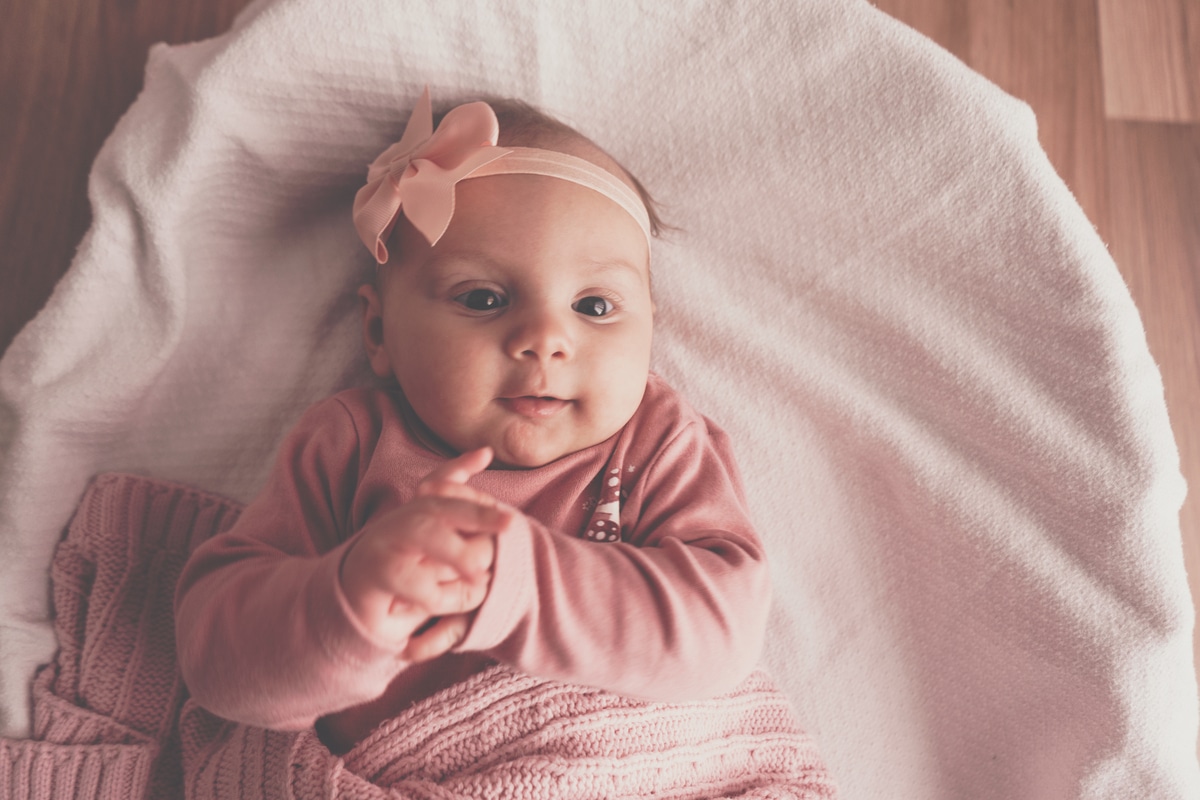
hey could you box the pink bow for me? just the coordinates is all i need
[353,87,512,262]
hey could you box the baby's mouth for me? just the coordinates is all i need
[499,396,570,418]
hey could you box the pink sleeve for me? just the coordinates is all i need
[457,418,771,702]
[174,398,409,730]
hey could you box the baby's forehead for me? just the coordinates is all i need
[419,248,647,285]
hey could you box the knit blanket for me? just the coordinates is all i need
[0,473,835,800]
[180,668,833,799]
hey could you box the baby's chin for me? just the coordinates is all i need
[485,425,605,471]
[487,437,574,471]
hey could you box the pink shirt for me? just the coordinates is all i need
[174,373,770,734]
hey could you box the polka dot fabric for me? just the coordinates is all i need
[583,461,634,543]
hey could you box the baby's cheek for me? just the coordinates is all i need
[586,386,642,448]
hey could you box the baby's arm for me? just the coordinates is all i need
[174,400,505,730]
[457,418,771,702]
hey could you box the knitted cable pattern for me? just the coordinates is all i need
[180,664,836,800]
[1,473,241,800]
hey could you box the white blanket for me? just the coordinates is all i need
[1,0,1196,797]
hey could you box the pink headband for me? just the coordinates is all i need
[352,88,653,264]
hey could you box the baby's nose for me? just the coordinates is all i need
[506,309,573,362]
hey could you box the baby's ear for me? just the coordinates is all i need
[357,284,392,378]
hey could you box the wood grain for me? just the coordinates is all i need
[1098,0,1200,121]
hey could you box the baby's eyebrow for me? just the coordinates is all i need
[424,251,499,271]
[583,258,647,283]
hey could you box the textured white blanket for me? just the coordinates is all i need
[1,0,1196,797]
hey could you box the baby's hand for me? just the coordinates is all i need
[339,447,509,663]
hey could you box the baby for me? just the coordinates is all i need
[174,88,771,755]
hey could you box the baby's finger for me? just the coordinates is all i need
[392,566,489,615]
[385,567,445,612]
[428,572,492,617]
[393,513,496,577]
[385,553,491,612]
[415,479,498,508]
[431,562,460,583]
[444,534,495,580]
[418,447,493,489]
[404,614,470,663]
[424,496,514,539]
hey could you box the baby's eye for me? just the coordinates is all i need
[454,289,507,311]
[574,296,614,317]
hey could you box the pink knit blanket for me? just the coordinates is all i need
[1,474,835,799]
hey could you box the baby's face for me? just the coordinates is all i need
[361,170,653,468]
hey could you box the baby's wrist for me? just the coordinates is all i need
[335,536,378,627]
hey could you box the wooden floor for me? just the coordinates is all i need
[1,0,1198,747]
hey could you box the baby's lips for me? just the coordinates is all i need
[499,396,570,418]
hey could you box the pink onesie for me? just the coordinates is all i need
[174,373,771,734]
